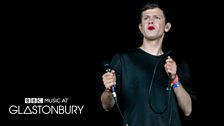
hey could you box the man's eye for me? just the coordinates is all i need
[155,16,160,20]
[144,17,149,20]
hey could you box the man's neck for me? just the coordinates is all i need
[140,39,163,56]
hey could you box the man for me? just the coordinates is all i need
[100,2,194,126]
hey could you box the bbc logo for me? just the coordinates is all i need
[25,98,43,104]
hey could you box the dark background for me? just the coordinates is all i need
[3,0,223,125]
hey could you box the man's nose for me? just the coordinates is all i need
[148,19,154,24]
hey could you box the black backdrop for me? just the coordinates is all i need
[3,0,223,125]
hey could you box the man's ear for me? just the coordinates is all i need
[139,23,143,33]
[165,22,171,32]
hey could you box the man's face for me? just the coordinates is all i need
[140,8,167,40]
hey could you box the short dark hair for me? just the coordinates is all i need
[140,1,171,23]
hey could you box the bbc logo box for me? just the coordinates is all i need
[25,98,43,104]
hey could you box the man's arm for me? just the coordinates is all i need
[100,89,115,111]
[173,84,192,116]
[165,56,192,116]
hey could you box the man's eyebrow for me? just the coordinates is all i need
[143,14,162,17]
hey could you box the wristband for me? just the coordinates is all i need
[171,75,179,86]
[172,81,181,88]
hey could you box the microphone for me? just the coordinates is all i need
[167,73,172,90]
[103,61,117,99]
[103,61,128,125]
[168,73,172,80]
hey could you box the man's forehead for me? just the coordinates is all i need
[142,8,164,16]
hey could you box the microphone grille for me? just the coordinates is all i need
[103,61,111,72]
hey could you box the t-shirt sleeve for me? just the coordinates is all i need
[178,61,197,101]
[110,53,122,96]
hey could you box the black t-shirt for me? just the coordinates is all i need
[110,47,192,126]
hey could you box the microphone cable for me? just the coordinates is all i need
[147,50,173,126]
[113,91,129,126]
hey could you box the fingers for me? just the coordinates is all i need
[164,56,177,79]
[102,70,116,89]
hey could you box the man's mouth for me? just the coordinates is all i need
[148,26,155,30]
